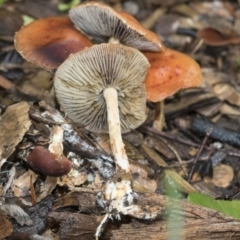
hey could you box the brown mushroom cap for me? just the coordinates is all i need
[69,2,162,52]
[144,48,202,102]
[14,17,92,72]
[27,146,72,177]
[54,43,150,133]
[197,27,240,46]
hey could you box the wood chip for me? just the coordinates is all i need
[213,83,240,107]
[1,204,33,226]
[212,164,234,188]
[0,209,13,239]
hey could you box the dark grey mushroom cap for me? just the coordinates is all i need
[69,2,163,52]
[54,43,150,133]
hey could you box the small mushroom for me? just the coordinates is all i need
[14,16,92,72]
[69,2,163,52]
[54,43,150,172]
[143,48,202,129]
[197,27,240,47]
[27,146,72,177]
[27,126,72,177]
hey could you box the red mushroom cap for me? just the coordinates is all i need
[144,48,202,102]
[27,146,72,177]
[69,2,163,52]
[14,17,92,72]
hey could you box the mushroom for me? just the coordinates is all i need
[27,146,72,177]
[54,43,150,172]
[197,27,240,46]
[27,126,72,177]
[14,16,92,72]
[69,2,163,52]
[143,48,202,129]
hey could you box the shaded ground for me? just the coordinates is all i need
[2,0,240,239]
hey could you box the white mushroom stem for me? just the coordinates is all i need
[103,87,130,172]
[108,37,120,44]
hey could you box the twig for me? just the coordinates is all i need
[0,75,15,90]
[0,35,13,42]
[139,126,202,148]
[187,127,213,182]
[161,138,188,176]
[140,125,240,158]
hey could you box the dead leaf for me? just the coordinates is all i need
[0,204,33,226]
[38,176,58,201]
[0,101,31,167]
[11,170,38,197]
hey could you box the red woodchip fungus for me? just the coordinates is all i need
[14,16,92,72]
[27,126,72,177]
[69,2,163,52]
[54,43,150,172]
[143,48,202,103]
[27,146,72,177]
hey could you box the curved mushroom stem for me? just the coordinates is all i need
[103,87,130,172]
[153,100,165,131]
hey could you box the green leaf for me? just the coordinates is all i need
[0,0,6,5]
[237,58,240,68]
[22,15,35,26]
[188,193,240,219]
[58,0,81,12]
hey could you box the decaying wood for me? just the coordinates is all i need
[49,192,240,239]
[106,193,240,239]
[48,211,102,240]
[9,195,56,236]
[52,191,97,213]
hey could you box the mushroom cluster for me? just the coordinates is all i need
[14,0,202,215]
[15,1,202,237]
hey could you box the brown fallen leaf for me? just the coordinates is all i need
[0,101,31,167]
[11,170,38,197]
[38,176,58,202]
